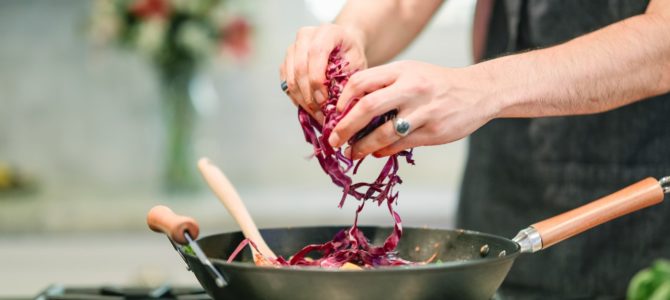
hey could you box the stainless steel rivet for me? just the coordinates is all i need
[480,244,490,257]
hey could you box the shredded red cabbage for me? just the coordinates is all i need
[229,46,416,268]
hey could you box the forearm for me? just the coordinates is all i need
[335,0,443,66]
[476,6,670,118]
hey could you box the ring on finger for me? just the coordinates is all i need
[280,81,289,93]
[394,118,411,137]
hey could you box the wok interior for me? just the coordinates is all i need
[196,226,519,266]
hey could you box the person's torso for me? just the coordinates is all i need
[459,0,670,298]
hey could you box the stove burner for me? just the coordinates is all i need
[31,283,564,300]
[35,284,211,300]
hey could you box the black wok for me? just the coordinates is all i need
[148,177,669,300]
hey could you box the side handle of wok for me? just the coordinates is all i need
[147,205,229,288]
[514,177,668,253]
[147,205,199,245]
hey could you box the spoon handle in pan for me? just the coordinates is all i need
[197,158,278,259]
[515,177,667,253]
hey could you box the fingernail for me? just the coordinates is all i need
[328,132,340,147]
[372,152,382,158]
[315,111,325,123]
[314,90,325,105]
[346,147,363,160]
[308,102,320,113]
[344,147,352,158]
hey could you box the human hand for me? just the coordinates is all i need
[280,24,367,124]
[328,60,499,159]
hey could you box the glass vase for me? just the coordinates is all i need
[157,63,199,193]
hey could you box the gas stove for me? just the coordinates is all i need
[24,283,565,300]
[33,284,211,300]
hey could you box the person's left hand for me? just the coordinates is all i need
[327,60,499,160]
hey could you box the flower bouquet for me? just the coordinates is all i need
[90,0,252,192]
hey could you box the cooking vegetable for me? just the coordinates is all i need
[291,45,415,267]
[182,245,195,256]
[627,259,670,300]
[227,46,416,268]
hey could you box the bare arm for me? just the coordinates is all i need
[483,1,670,118]
[329,0,670,158]
[335,0,443,66]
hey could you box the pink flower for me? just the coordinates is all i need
[220,17,252,59]
[130,0,170,20]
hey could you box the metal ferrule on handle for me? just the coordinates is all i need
[513,176,668,253]
[512,227,542,253]
[661,176,670,194]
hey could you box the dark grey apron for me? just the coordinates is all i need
[458,0,670,298]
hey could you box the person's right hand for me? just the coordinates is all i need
[280,24,368,124]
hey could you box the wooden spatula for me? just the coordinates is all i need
[197,158,277,265]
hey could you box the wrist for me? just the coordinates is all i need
[350,25,368,48]
[339,24,368,54]
[469,54,539,119]
[463,63,510,121]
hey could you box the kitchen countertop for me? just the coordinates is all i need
[0,187,457,296]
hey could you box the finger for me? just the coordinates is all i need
[373,127,433,158]
[313,111,325,124]
[308,29,340,106]
[288,48,325,124]
[284,43,306,109]
[348,111,424,160]
[336,65,399,112]
[329,84,409,148]
[293,27,319,114]
[279,57,286,81]
[280,55,298,107]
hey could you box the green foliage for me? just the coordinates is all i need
[628,260,670,300]
[182,244,196,256]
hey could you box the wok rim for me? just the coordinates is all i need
[189,225,521,273]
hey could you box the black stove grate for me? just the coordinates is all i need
[35,284,211,300]
[31,283,572,300]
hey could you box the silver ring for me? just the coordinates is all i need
[394,118,411,137]
[280,81,288,92]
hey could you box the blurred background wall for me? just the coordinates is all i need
[0,0,474,295]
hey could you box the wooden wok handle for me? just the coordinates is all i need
[147,205,199,245]
[532,177,665,249]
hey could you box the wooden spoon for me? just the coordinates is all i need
[197,158,277,265]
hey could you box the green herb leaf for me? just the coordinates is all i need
[182,245,195,256]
